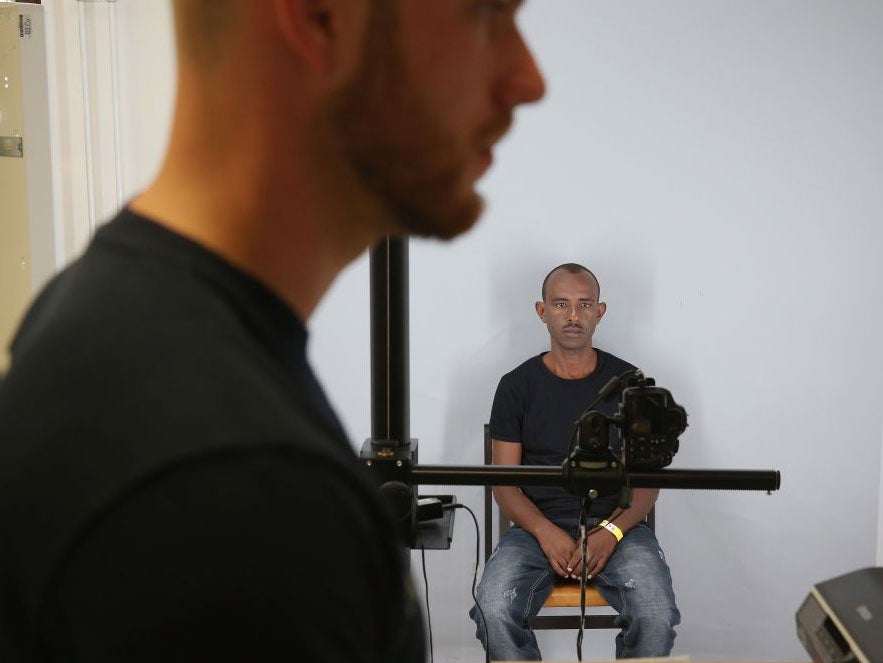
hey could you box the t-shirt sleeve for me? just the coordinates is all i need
[488,371,523,443]
[41,450,424,663]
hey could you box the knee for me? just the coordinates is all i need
[474,581,522,623]
[621,581,680,626]
[628,599,681,635]
[619,608,679,659]
[638,606,680,630]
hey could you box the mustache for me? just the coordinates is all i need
[564,324,584,331]
[477,114,514,146]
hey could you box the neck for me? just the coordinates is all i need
[130,70,390,321]
[543,346,598,379]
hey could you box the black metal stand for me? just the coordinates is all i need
[368,236,409,448]
[362,237,420,544]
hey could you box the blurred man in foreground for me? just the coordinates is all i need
[0,1,544,660]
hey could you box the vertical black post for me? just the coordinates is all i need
[369,236,409,447]
[365,237,416,545]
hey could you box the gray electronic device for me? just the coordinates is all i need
[796,567,883,663]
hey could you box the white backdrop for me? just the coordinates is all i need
[40,1,883,660]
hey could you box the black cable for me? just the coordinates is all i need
[576,497,590,661]
[445,503,490,663]
[577,511,622,662]
[419,543,434,663]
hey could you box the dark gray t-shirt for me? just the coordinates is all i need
[489,350,636,520]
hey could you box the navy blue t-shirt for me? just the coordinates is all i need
[489,350,636,520]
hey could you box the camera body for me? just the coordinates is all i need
[574,372,688,471]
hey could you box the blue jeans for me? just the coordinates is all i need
[469,518,680,660]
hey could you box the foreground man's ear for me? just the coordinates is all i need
[272,0,373,74]
[271,0,343,73]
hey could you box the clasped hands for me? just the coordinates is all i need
[536,522,618,581]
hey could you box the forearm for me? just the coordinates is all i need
[606,487,658,534]
[575,488,659,578]
[492,485,555,538]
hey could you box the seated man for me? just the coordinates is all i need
[470,263,680,660]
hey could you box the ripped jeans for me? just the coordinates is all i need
[469,518,680,660]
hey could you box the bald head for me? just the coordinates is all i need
[541,263,600,302]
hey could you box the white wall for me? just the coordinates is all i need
[40,0,174,255]
[41,1,883,660]
[313,2,883,660]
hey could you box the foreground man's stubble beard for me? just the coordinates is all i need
[330,0,513,241]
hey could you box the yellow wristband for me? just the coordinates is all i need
[599,519,624,542]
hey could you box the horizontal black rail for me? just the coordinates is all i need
[628,468,780,491]
[410,465,780,492]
